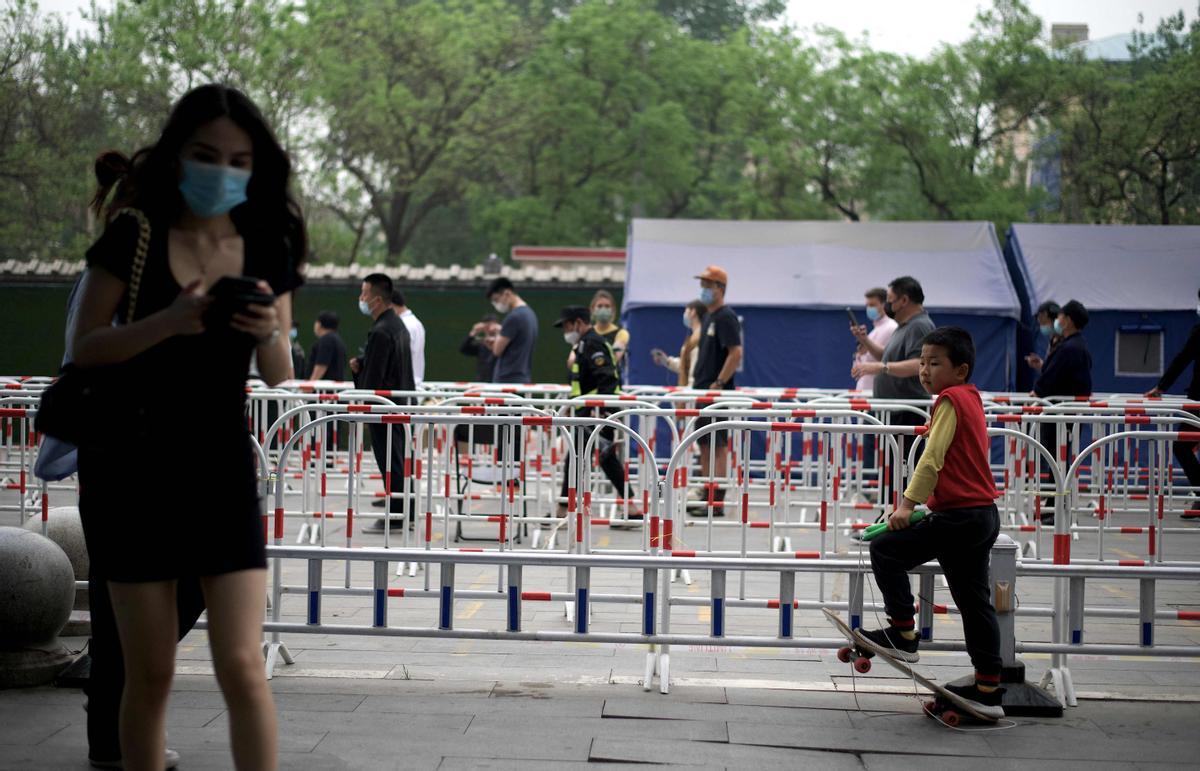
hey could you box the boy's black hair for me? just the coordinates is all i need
[391,289,406,308]
[362,273,393,299]
[1061,299,1089,330]
[889,275,925,305]
[922,326,976,381]
[317,311,339,330]
[1036,300,1060,319]
[486,276,514,299]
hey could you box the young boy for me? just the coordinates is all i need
[860,326,1004,717]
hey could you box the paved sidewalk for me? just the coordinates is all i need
[1,665,1196,770]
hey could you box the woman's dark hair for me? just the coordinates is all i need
[90,83,306,265]
[685,299,707,320]
[922,326,976,380]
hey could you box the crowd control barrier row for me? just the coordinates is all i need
[257,537,1200,706]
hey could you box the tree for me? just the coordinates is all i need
[872,0,1066,231]
[1053,10,1200,224]
[303,0,532,263]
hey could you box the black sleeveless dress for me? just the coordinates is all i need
[77,213,303,582]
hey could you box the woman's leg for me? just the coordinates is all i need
[107,579,178,771]
[201,569,276,770]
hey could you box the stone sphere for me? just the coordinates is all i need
[23,506,89,584]
[0,527,75,648]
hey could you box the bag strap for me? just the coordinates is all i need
[111,207,151,325]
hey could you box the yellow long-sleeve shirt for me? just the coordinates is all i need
[903,399,957,505]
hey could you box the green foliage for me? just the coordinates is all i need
[1053,9,1200,224]
[1,0,1196,267]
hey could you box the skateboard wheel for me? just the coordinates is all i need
[941,710,961,727]
[853,657,871,674]
[923,700,939,718]
[837,647,853,663]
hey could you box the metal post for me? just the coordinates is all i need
[711,569,726,638]
[507,564,522,633]
[439,562,455,631]
[1068,576,1085,645]
[307,558,322,625]
[778,571,795,639]
[918,572,935,640]
[1139,578,1155,648]
[373,560,388,628]
[991,534,1019,667]
[575,566,590,634]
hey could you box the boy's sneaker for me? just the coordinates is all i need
[943,683,1006,720]
[855,626,919,662]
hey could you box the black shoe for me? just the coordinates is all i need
[371,498,387,508]
[856,626,920,662]
[944,682,1006,719]
[1040,512,1055,526]
[359,518,408,534]
[90,748,180,769]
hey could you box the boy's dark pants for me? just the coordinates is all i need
[869,503,1002,676]
[86,573,206,760]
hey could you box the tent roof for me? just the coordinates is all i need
[1010,224,1200,312]
[625,219,1019,317]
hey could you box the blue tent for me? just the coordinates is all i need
[1006,224,1200,395]
[623,219,1021,391]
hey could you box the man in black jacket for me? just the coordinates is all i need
[352,273,415,532]
[1147,288,1200,517]
[1029,299,1093,524]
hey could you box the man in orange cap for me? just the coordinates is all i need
[689,265,742,515]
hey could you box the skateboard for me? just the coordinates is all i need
[822,608,1000,725]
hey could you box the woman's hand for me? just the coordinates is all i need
[165,279,211,335]
[230,280,281,344]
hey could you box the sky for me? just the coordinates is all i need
[783,0,1195,56]
[31,0,1198,58]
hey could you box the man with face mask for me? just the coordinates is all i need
[554,306,637,523]
[689,265,743,514]
[1147,288,1200,517]
[351,273,416,532]
[486,277,538,384]
[850,287,899,392]
[1024,301,1062,373]
[852,276,935,498]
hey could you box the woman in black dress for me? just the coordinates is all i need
[72,84,305,770]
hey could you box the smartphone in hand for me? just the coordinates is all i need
[203,276,275,329]
[845,307,859,327]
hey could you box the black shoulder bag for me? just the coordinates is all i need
[35,208,152,447]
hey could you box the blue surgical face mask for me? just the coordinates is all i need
[865,305,880,321]
[1039,323,1053,337]
[699,287,715,305]
[358,298,372,316]
[178,160,250,218]
[1053,318,1064,335]
[289,327,298,341]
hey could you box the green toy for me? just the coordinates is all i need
[858,509,927,541]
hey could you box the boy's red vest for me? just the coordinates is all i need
[926,384,998,511]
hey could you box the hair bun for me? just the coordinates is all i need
[93,150,132,187]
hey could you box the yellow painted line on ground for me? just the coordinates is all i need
[597,535,610,548]
[697,606,711,623]
[458,601,485,620]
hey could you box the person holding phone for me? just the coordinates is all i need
[849,287,897,392]
[72,84,304,770]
